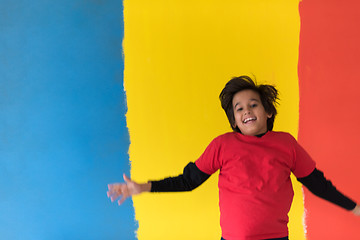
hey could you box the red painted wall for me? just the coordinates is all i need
[298,0,360,238]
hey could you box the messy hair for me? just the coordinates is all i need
[219,75,279,133]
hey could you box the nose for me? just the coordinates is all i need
[243,108,251,115]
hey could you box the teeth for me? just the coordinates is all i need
[243,117,256,123]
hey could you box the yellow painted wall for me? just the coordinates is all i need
[124,0,305,239]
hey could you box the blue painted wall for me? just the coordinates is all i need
[0,1,136,239]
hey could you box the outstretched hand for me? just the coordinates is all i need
[352,205,360,216]
[107,174,150,205]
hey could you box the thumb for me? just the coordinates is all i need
[123,173,131,183]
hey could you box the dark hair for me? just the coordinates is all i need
[219,75,279,133]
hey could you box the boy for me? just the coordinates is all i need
[107,76,360,240]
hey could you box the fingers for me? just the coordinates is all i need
[118,195,127,205]
[107,180,131,204]
[107,174,133,205]
[107,183,124,202]
[107,184,116,197]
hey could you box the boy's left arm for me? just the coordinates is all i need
[297,168,359,215]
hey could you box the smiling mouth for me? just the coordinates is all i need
[243,117,257,124]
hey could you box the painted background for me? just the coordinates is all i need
[0,1,136,239]
[2,0,360,239]
[298,0,360,239]
[125,0,305,239]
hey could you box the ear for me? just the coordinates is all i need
[232,118,238,128]
[267,113,273,119]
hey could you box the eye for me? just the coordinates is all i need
[236,107,243,112]
[251,103,257,108]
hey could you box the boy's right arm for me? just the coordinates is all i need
[107,162,210,205]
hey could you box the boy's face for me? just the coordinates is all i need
[232,89,272,136]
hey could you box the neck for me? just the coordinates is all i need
[255,131,267,138]
[239,131,268,138]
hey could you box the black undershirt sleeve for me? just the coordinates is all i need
[150,162,211,192]
[297,168,356,210]
[150,162,357,211]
